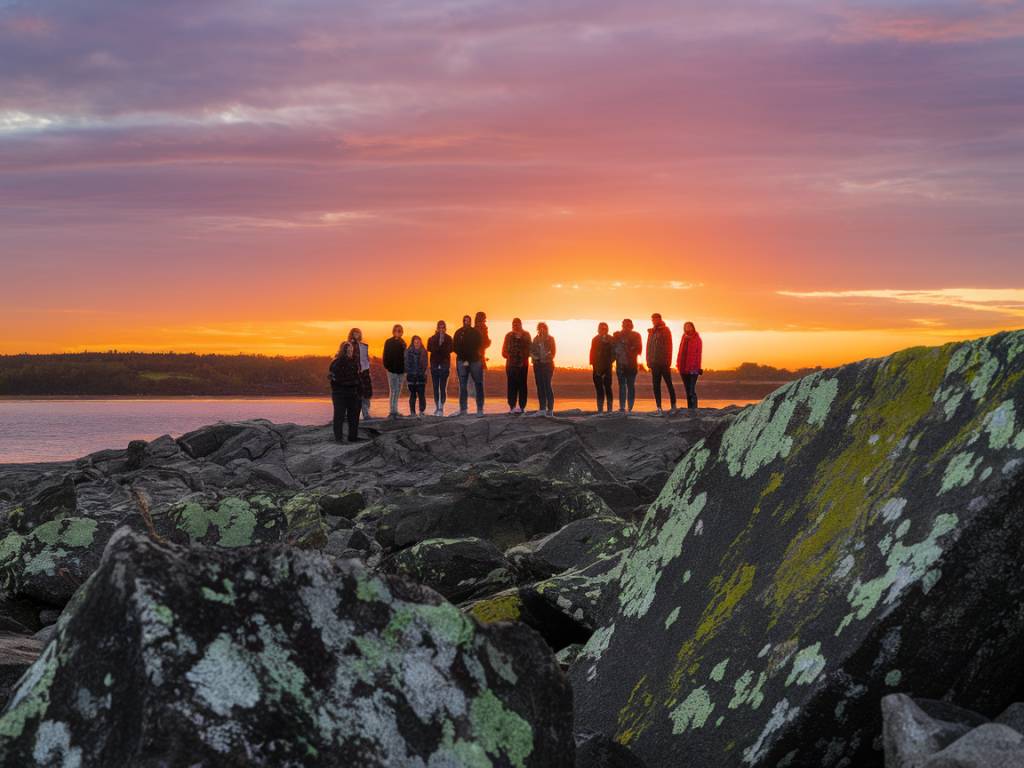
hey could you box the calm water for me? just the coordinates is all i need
[0,397,758,464]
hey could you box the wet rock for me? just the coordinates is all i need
[383,538,516,603]
[373,469,613,552]
[0,529,575,766]
[572,330,1024,768]
[883,694,973,768]
[574,732,648,768]
[924,723,1024,767]
[507,516,634,581]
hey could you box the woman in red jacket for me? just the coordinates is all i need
[676,321,703,410]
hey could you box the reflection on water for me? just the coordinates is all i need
[0,397,758,464]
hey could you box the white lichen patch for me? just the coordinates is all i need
[940,452,983,494]
[786,643,826,687]
[742,699,800,765]
[669,686,715,734]
[186,634,261,716]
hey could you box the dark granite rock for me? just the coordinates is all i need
[0,530,575,766]
[383,537,516,603]
[575,732,648,768]
[507,516,634,581]
[572,330,1024,768]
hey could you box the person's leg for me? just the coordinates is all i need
[684,374,698,409]
[431,369,441,408]
[409,383,416,415]
[345,390,361,440]
[544,364,554,412]
[518,365,529,410]
[601,371,612,411]
[627,370,637,410]
[506,367,516,409]
[536,365,547,411]
[457,363,470,412]
[651,368,663,410]
[386,372,399,415]
[593,371,604,411]
[331,390,345,441]
[617,371,626,411]
[664,368,677,409]
[440,369,449,408]
[471,362,485,411]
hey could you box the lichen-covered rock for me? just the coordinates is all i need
[574,732,648,768]
[370,469,614,552]
[383,538,516,603]
[507,517,634,581]
[572,331,1024,768]
[0,529,574,766]
[162,491,328,549]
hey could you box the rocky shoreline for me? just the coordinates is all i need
[1,330,1024,766]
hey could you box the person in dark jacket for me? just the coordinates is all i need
[329,341,364,443]
[382,324,407,419]
[453,315,484,416]
[502,318,532,413]
[676,321,703,410]
[530,322,557,416]
[590,322,614,413]
[467,311,490,407]
[646,313,677,414]
[427,320,453,416]
[405,335,429,416]
[348,327,373,419]
[613,319,642,413]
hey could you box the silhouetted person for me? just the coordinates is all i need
[382,324,407,419]
[530,322,556,416]
[677,321,703,410]
[467,311,490,405]
[405,335,428,416]
[348,328,373,419]
[453,315,484,415]
[647,313,676,414]
[502,318,531,413]
[590,322,614,413]
[613,319,642,412]
[427,320,453,416]
[329,341,363,443]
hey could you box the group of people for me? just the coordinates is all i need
[328,312,703,443]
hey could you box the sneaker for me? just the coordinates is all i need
[475,409,485,417]
[458,409,468,417]
[513,406,522,414]
[547,409,554,417]
[656,407,664,415]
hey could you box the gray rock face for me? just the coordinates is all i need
[574,732,648,768]
[883,694,973,768]
[0,529,575,767]
[571,330,1024,767]
[924,724,1024,767]
[0,632,44,710]
[997,703,1024,735]
[507,516,634,581]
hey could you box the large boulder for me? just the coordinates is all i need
[369,469,613,552]
[0,529,574,766]
[572,331,1024,767]
[507,516,634,581]
[382,537,516,603]
[0,632,44,709]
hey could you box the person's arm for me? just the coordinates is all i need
[589,339,597,367]
[550,337,556,361]
[502,333,510,359]
[676,339,684,372]
[695,337,703,372]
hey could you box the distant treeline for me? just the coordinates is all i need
[0,352,820,399]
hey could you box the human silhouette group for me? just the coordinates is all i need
[328,313,702,443]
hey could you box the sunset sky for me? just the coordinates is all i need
[1,0,1022,368]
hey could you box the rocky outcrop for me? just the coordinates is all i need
[0,529,575,766]
[882,693,1024,767]
[382,537,517,602]
[572,331,1024,767]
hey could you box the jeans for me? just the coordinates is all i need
[650,365,677,410]
[681,373,699,409]
[506,365,528,409]
[431,366,450,408]
[331,387,361,442]
[387,372,404,415]
[534,362,554,412]
[593,368,613,411]
[617,367,637,411]
[457,360,484,412]
[408,381,426,414]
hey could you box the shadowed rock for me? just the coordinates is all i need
[382,537,516,603]
[0,529,575,767]
[572,330,1024,768]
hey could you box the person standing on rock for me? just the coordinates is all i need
[329,341,364,442]
[502,318,532,414]
[453,315,485,416]
[472,311,491,407]
[647,313,677,414]
[530,322,557,416]
[676,321,703,410]
[405,335,428,417]
[382,324,407,419]
[590,322,615,413]
[427,320,453,416]
[613,318,642,412]
[348,328,374,420]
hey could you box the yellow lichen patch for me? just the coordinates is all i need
[466,593,522,624]
[767,344,952,629]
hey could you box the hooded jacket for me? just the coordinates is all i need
[613,330,642,371]
[530,334,556,365]
[405,346,428,383]
[677,332,703,374]
[646,323,673,368]
[383,337,407,374]
[427,332,453,370]
[329,354,362,392]
[453,326,482,363]
[590,334,614,373]
[502,330,532,368]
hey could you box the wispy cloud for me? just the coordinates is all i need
[779,288,1024,318]
[552,280,702,291]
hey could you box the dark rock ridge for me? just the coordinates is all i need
[0,529,575,766]
[571,330,1024,767]
[0,410,730,618]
